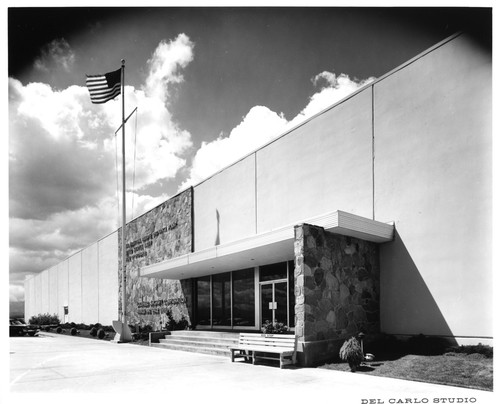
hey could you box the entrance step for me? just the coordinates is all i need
[152,330,240,357]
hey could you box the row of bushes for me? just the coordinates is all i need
[49,324,109,340]
[28,313,60,326]
[365,333,493,358]
[29,313,189,334]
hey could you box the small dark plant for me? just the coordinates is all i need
[97,328,106,339]
[176,316,190,330]
[140,324,153,333]
[261,320,288,334]
[70,327,78,336]
[339,337,364,372]
[89,327,97,337]
[44,326,51,332]
[29,313,60,326]
[56,326,62,334]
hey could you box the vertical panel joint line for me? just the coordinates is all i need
[254,152,258,234]
[372,85,375,220]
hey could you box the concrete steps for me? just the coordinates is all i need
[152,330,240,357]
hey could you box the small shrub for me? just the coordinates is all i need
[44,325,51,332]
[89,327,97,337]
[140,324,153,333]
[29,313,60,326]
[56,326,62,334]
[94,323,102,329]
[175,316,190,330]
[261,320,289,334]
[339,337,364,372]
[70,328,77,336]
[97,328,106,339]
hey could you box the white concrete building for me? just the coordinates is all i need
[25,32,492,365]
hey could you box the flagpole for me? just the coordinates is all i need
[114,59,132,342]
[120,59,127,325]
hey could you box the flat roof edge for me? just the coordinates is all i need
[141,210,395,279]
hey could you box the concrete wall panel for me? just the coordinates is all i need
[48,266,58,316]
[57,261,69,322]
[34,275,42,317]
[24,277,35,321]
[256,88,374,232]
[68,253,82,324]
[41,270,49,314]
[194,155,256,251]
[81,243,99,324]
[98,233,119,325]
[374,34,492,339]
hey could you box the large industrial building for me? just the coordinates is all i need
[24,32,492,366]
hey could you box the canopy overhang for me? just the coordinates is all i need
[140,210,394,280]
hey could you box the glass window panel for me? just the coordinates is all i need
[196,277,211,326]
[288,260,295,327]
[212,273,231,326]
[232,268,255,326]
[274,282,288,325]
[260,284,273,325]
[259,262,287,282]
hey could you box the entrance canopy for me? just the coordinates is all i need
[140,210,394,280]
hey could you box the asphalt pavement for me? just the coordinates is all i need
[6,332,497,404]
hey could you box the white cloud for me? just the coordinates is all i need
[10,284,25,303]
[34,38,75,73]
[290,72,375,126]
[181,106,288,187]
[9,34,195,288]
[181,71,375,188]
[144,33,194,102]
[312,71,338,87]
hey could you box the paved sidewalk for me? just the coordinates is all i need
[7,333,496,404]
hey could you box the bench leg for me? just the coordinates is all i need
[252,351,256,365]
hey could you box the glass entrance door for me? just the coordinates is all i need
[260,281,288,326]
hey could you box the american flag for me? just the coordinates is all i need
[86,68,121,104]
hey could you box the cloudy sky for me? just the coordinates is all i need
[7,6,491,305]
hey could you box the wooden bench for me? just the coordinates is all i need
[229,333,297,369]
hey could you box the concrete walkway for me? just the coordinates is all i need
[7,333,496,404]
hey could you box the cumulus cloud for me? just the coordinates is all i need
[290,71,375,125]
[9,34,195,287]
[181,106,288,187]
[144,33,194,102]
[10,284,26,303]
[34,38,75,72]
[181,71,375,188]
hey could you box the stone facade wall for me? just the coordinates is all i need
[294,223,380,365]
[118,188,193,330]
